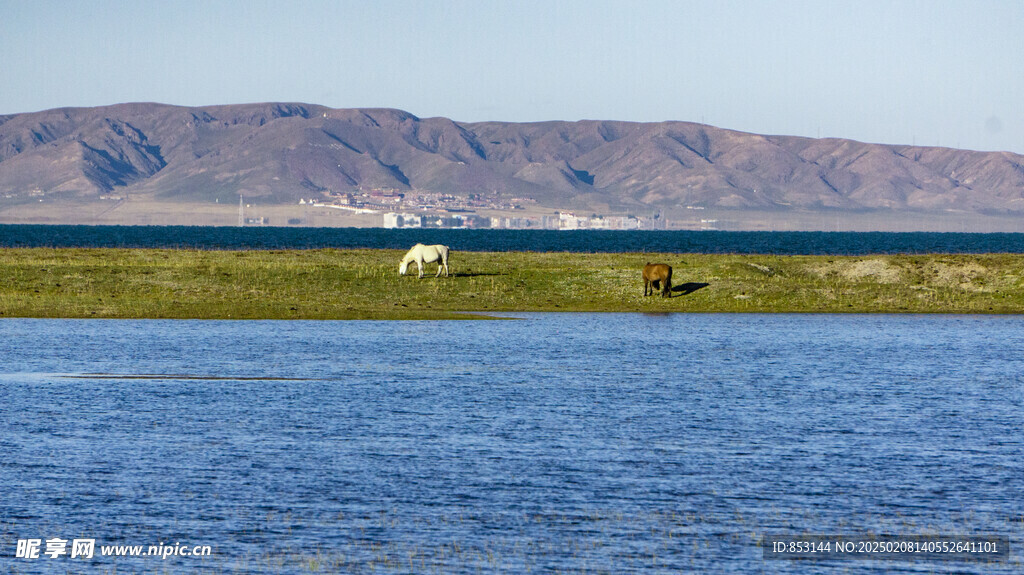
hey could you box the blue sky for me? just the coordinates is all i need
[2,0,1021,152]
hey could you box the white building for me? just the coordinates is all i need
[383,213,423,228]
[558,212,585,230]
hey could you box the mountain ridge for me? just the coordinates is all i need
[2,102,1023,218]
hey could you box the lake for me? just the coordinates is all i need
[3,224,1024,254]
[1,314,1022,573]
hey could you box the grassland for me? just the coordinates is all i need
[0,248,1022,319]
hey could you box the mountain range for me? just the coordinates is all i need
[2,102,1023,218]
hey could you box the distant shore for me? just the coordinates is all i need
[2,248,1022,319]
[4,199,1024,233]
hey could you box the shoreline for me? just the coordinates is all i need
[4,199,1024,233]
[2,248,1023,319]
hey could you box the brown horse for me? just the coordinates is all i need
[643,263,673,297]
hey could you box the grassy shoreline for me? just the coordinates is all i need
[1,248,1022,319]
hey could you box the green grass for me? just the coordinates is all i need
[1,248,1023,319]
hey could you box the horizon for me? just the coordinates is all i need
[1,1,1021,154]
[6,99,1021,157]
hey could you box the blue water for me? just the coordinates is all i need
[2,224,1024,253]
[1,314,1022,573]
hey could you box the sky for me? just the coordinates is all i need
[2,0,1022,153]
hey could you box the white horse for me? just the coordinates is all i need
[399,243,450,278]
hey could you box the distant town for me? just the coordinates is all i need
[383,211,671,230]
[298,188,675,230]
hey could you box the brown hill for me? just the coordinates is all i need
[2,102,1023,216]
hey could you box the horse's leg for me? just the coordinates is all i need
[441,253,449,277]
[644,278,650,296]
[417,258,424,279]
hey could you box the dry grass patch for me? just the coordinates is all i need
[805,258,902,283]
